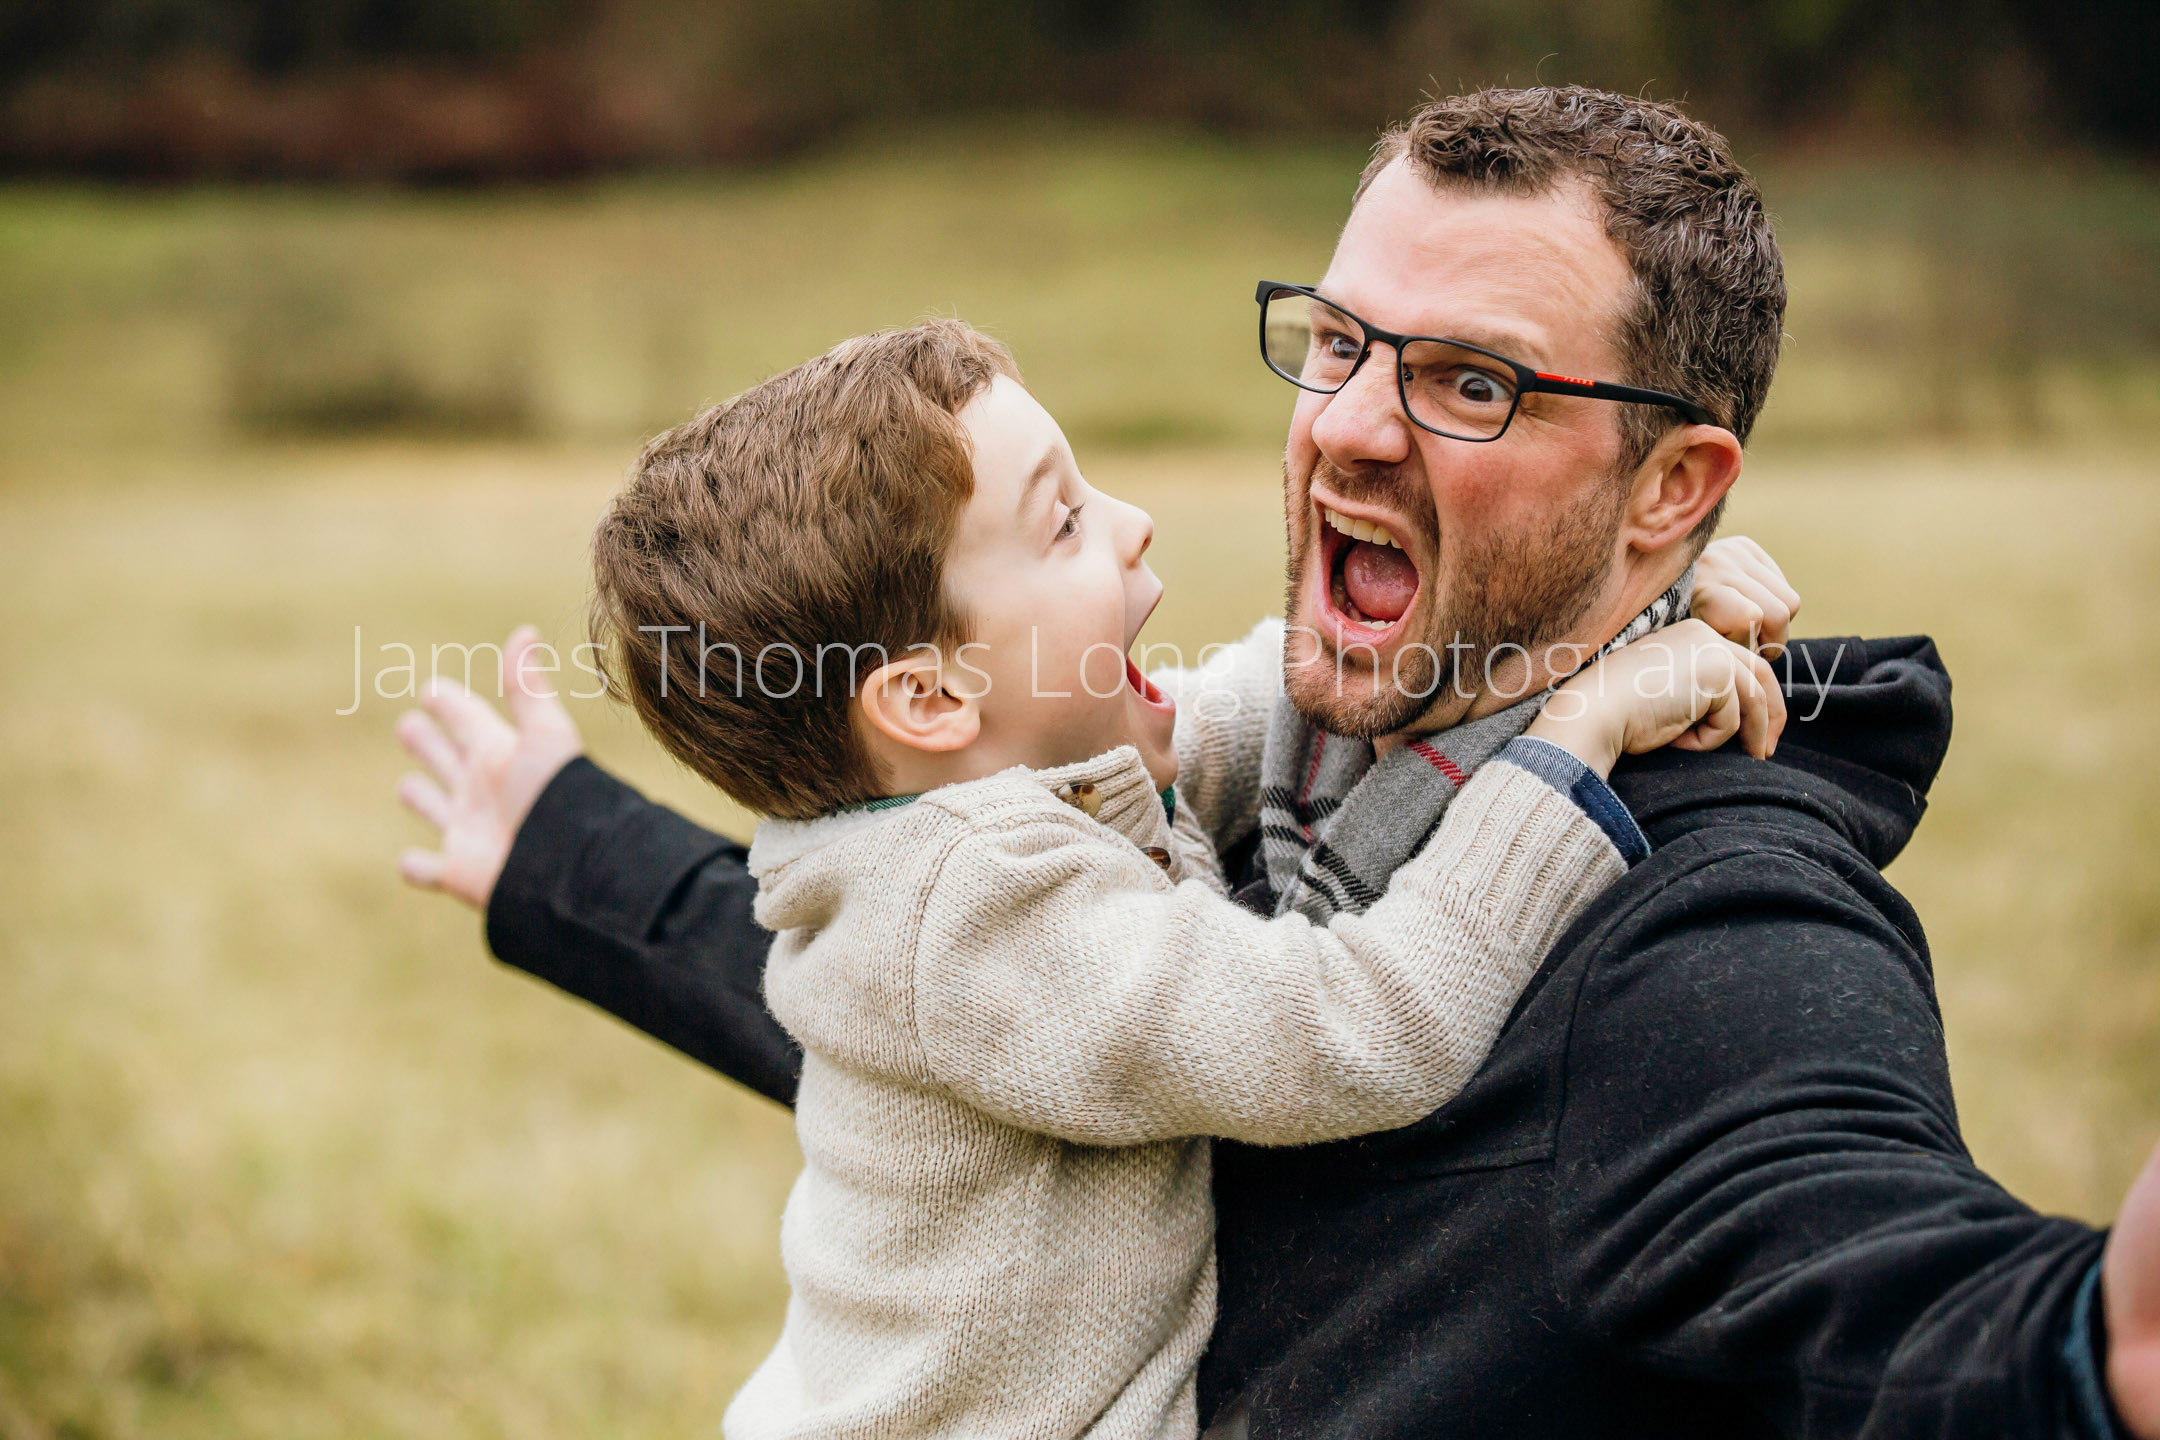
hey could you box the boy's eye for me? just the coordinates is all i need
[1056,504,1083,541]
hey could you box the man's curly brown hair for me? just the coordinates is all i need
[1360,87,1787,544]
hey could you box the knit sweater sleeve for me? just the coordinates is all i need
[909,757,1625,1147]
[1150,618,1282,856]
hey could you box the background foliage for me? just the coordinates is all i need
[1,0,2154,178]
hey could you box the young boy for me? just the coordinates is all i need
[589,320,1782,1439]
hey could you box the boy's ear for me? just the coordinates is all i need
[856,647,980,756]
[1622,425,1743,553]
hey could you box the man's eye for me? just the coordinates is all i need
[1452,370,1507,404]
[1057,504,1083,540]
[1319,331,1361,362]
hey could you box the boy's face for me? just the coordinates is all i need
[940,375,1179,789]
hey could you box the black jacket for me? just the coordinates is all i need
[484,636,2123,1438]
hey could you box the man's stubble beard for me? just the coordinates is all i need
[1282,453,1629,740]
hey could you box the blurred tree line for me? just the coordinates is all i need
[0,0,2152,179]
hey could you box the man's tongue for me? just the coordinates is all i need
[1342,540,1417,623]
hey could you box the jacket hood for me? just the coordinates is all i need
[1608,635,1952,869]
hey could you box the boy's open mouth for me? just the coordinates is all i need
[1125,655,1172,710]
[1318,500,1421,637]
[1122,582,1174,712]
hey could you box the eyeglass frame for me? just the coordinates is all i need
[1254,280,1715,441]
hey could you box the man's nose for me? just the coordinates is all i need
[1309,344,1413,469]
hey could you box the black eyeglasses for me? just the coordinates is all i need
[1256,281,1714,441]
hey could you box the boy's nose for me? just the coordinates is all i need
[1112,496,1155,563]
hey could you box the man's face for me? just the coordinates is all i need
[1282,161,1644,738]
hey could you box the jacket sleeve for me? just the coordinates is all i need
[485,757,801,1106]
[1549,832,2112,1438]
[911,757,1624,1148]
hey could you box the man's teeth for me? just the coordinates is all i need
[1321,506,1399,548]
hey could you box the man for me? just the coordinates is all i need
[394,88,2160,1437]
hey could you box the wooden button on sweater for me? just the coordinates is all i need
[1058,781,1103,817]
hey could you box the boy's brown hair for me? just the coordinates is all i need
[591,319,1020,819]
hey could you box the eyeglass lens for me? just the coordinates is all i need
[1263,289,1520,440]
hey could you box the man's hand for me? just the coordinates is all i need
[1693,535,1801,657]
[394,625,585,911]
[2107,1140,2160,1435]
[1527,618,1785,777]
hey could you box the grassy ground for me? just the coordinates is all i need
[2,131,2159,1435]
[1,129,2156,477]
[5,439,2160,1436]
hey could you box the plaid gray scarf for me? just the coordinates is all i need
[1259,569,1694,924]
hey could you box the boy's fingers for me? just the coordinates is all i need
[1715,534,1774,578]
[1718,641,1778,759]
[395,710,463,788]
[495,629,517,706]
[1705,682,1743,749]
[1674,687,1740,752]
[1750,650,1786,751]
[399,846,447,890]
[422,679,509,754]
[1736,668,1773,759]
[1674,636,1745,752]
[1704,536,1801,615]
[1726,575,1794,654]
[1732,537,1802,613]
[503,625,561,724]
[1720,535,1773,573]
[397,773,452,832]
[1658,617,1712,651]
[1692,587,1765,653]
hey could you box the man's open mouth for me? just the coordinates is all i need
[1316,499,1422,638]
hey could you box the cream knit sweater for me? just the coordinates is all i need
[730,622,1625,1440]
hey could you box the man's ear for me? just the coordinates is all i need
[1622,425,1744,553]
[856,646,980,757]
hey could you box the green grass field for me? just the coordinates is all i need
[3,129,2157,473]
[3,129,2160,1436]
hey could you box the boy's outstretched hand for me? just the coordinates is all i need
[394,625,585,911]
[1526,618,1785,778]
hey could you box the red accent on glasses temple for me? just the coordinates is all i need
[1535,371,1595,388]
